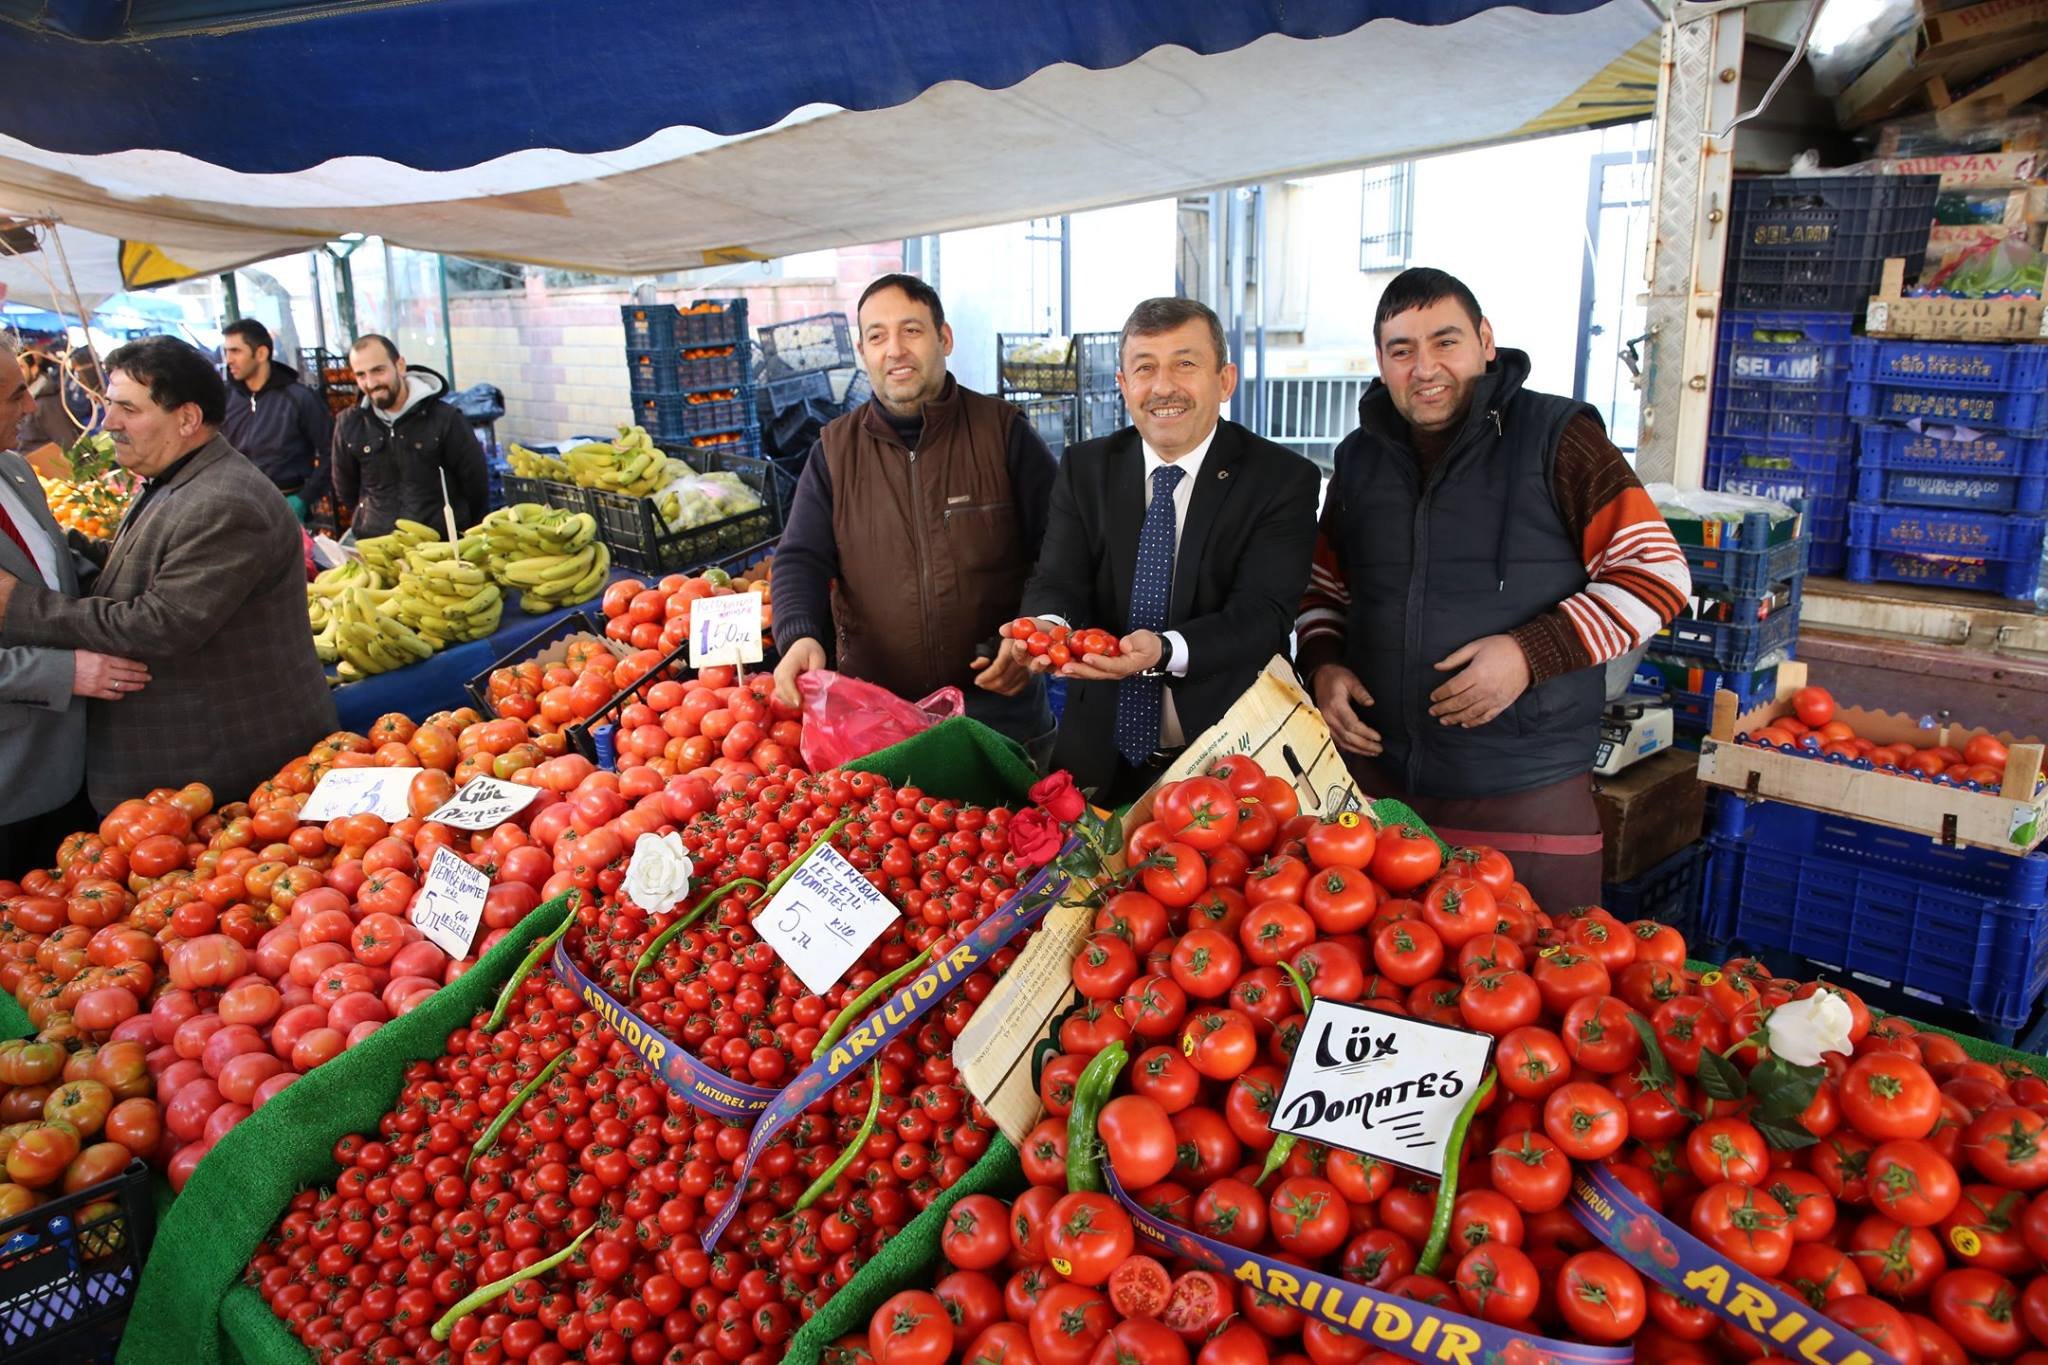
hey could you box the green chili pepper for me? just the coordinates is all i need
[466,1045,571,1176]
[1414,1070,1497,1277]
[431,1220,596,1341]
[787,1060,884,1215]
[812,945,935,1060]
[1066,1040,1129,1194]
[1255,962,1321,1187]
[485,893,579,1032]
[628,876,764,994]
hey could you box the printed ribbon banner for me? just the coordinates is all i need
[550,942,782,1120]
[1570,1162,1905,1365]
[698,841,1082,1249]
[1105,1167,1633,1365]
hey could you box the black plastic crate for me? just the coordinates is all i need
[1077,391,1127,443]
[763,369,833,414]
[1603,840,1705,931]
[1725,174,1940,313]
[584,450,777,574]
[997,332,1122,395]
[499,474,588,514]
[0,1160,155,1363]
[1015,396,1074,457]
[464,609,611,717]
[759,312,854,378]
[634,387,757,445]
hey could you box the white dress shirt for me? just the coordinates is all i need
[0,466,62,589]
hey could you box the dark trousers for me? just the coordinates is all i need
[1344,760,1605,915]
[965,678,1058,770]
[0,784,96,883]
[1103,750,1183,811]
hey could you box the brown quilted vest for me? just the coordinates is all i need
[821,378,1025,701]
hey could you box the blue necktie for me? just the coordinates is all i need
[1116,463,1184,764]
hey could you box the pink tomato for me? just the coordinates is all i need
[216,1051,285,1106]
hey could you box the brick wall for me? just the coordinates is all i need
[448,243,903,446]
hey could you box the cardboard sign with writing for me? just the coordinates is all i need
[300,767,422,823]
[689,592,765,668]
[426,776,543,830]
[411,847,493,961]
[755,845,898,996]
[1272,999,1493,1177]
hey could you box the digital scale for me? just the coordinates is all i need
[1596,699,1675,776]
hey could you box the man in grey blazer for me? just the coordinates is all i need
[0,337,336,816]
[0,345,153,875]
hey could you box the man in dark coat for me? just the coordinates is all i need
[332,334,488,538]
[221,318,333,523]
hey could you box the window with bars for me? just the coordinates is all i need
[1359,163,1415,272]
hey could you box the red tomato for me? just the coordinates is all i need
[1557,1251,1646,1343]
[1792,686,1836,728]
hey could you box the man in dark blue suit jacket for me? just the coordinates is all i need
[1009,298,1319,803]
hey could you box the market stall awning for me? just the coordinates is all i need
[0,0,1661,277]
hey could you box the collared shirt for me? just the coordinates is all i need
[0,461,61,588]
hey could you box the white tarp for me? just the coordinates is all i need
[0,7,1658,278]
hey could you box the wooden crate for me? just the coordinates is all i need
[1866,258,2048,341]
[1696,660,2047,853]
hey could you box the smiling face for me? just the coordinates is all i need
[1374,296,1496,434]
[1118,318,1237,460]
[350,340,408,412]
[103,368,210,478]
[857,285,952,417]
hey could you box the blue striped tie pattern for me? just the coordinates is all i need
[1115,463,1184,764]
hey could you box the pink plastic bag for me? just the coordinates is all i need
[796,670,965,770]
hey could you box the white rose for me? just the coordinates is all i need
[624,832,694,915]
[1764,989,1855,1067]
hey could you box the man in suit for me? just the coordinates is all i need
[1012,298,1319,801]
[0,336,337,814]
[0,344,152,874]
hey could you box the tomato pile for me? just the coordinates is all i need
[597,665,801,782]
[597,562,773,658]
[483,638,637,738]
[839,754,2048,1365]
[1742,685,2021,792]
[1000,619,1120,667]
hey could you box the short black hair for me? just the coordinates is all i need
[1373,267,1485,346]
[1119,297,1228,371]
[105,336,227,426]
[350,333,400,364]
[856,273,945,331]
[222,318,274,357]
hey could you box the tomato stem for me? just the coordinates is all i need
[1415,1069,1497,1277]
[628,876,766,993]
[466,1043,571,1176]
[430,1220,595,1341]
[485,892,579,1032]
[788,1059,883,1216]
[812,946,935,1060]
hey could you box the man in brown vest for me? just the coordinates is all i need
[770,274,1058,751]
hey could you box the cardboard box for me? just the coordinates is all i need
[1593,747,1708,884]
[1886,150,2045,186]
[1923,0,2048,50]
[1866,257,2048,340]
[1696,660,2047,853]
[1839,4,2048,126]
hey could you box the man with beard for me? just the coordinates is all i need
[220,318,333,523]
[1298,267,1692,911]
[1005,297,1319,801]
[771,274,1059,751]
[332,334,488,537]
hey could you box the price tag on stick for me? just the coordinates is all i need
[412,847,493,961]
[426,776,542,830]
[689,592,765,668]
[1270,999,1494,1177]
[754,845,898,996]
[300,767,422,822]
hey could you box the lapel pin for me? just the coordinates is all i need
[1218,470,1229,480]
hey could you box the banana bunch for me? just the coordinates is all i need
[498,538,612,614]
[460,502,598,582]
[353,519,442,583]
[563,425,687,498]
[387,542,504,649]
[317,583,434,680]
[507,443,572,481]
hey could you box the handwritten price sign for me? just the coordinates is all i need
[426,776,542,830]
[688,592,764,668]
[411,847,493,960]
[755,846,897,995]
[300,767,422,822]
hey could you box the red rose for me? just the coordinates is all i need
[1007,808,1064,869]
[1028,770,1086,825]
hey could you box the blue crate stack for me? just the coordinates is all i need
[620,299,762,459]
[1845,336,2048,601]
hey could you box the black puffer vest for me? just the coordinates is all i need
[1329,349,1603,798]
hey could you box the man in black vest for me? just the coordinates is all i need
[1011,297,1319,803]
[1298,269,1690,912]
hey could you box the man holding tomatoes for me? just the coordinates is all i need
[0,336,337,813]
[1298,268,1691,910]
[770,274,1059,751]
[1009,297,1319,802]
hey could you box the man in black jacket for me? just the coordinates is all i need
[333,334,489,538]
[1013,298,1319,801]
[220,319,332,523]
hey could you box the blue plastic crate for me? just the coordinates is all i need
[1846,544,2044,600]
[1705,436,1853,508]
[621,303,680,350]
[1670,503,1810,596]
[678,345,750,390]
[634,387,758,444]
[1655,579,1802,670]
[1701,792,2048,1040]
[1714,312,1856,442]
[1850,379,2048,435]
[626,347,684,398]
[1847,502,2048,558]
[1849,336,2048,392]
[1631,656,1780,707]
[1603,840,1706,930]
[1855,459,2047,514]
